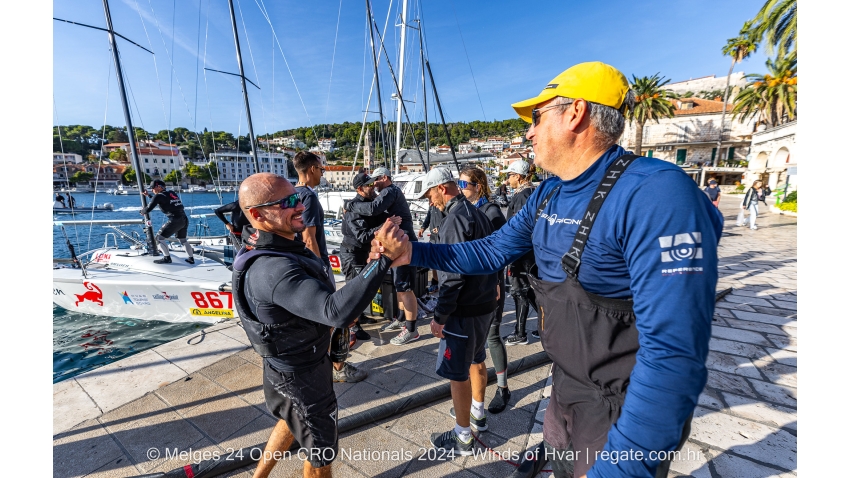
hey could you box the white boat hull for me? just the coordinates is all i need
[53,248,236,324]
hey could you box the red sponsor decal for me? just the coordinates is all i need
[329,255,341,269]
[93,252,111,263]
[444,347,451,360]
[191,291,233,309]
[75,282,104,307]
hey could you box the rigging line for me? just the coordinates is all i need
[448,0,486,121]
[144,0,205,152]
[236,0,269,153]
[324,0,343,135]
[53,98,80,251]
[142,0,212,198]
[199,0,222,198]
[195,0,221,203]
[167,0,176,150]
[87,57,115,251]
[253,0,318,142]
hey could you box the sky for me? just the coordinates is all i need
[52,0,772,136]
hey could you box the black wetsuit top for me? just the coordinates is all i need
[346,184,416,239]
[143,190,186,218]
[214,201,250,235]
[242,230,392,371]
[341,193,389,252]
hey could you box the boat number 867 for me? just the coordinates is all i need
[191,291,233,309]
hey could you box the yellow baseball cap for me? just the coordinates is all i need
[511,61,630,123]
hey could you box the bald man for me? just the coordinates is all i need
[232,173,401,478]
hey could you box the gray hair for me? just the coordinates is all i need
[551,91,635,148]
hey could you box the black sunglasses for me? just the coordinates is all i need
[247,192,301,210]
[531,101,573,126]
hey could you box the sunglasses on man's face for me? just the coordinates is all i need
[247,192,301,210]
[531,101,573,126]
[457,179,478,189]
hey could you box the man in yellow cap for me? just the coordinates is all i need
[369,61,723,477]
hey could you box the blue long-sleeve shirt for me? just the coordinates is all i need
[411,145,723,477]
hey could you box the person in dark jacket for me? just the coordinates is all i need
[346,166,419,345]
[503,160,539,345]
[737,179,767,230]
[418,167,498,456]
[235,172,398,478]
[141,179,194,265]
[214,199,251,247]
[459,165,512,414]
[340,173,398,330]
[418,205,444,289]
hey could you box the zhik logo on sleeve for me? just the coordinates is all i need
[659,232,702,262]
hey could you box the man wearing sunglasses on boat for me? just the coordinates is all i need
[370,62,723,477]
[233,173,400,478]
[140,179,195,265]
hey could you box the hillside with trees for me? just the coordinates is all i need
[53,117,530,163]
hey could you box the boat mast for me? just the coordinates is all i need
[366,0,388,169]
[425,60,461,174]
[417,18,430,170]
[393,0,409,176]
[227,0,261,175]
[101,0,158,255]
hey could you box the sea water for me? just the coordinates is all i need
[52,191,236,383]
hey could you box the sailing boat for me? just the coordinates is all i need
[52,0,243,325]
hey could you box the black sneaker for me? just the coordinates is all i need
[504,333,528,346]
[358,315,377,324]
[351,324,371,341]
[153,256,172,264]
[487,387,511,414]
[449,407,488,431]
[429,429,474,456]
[531,330,540,339]
[185,257,195,265]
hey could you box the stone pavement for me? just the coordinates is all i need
[53,193,797,477]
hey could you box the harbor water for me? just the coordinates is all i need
[52,190,236,383]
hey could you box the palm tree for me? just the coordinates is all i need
[751,0,797,58]
[626,74,677,156]
[732,55,797,128]
[715,21,759,165]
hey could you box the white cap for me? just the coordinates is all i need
[505,160,530,176]
[371,167,391,178]
[418,167,455,199]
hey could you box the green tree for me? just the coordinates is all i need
[750,0,796,58]
[69,171,94,185]
[109,149,128,162]
[107,128,128,144]
[122,166,151,186]
[163,169,182,185]
[626,74,677,156]
[732,55,797,128]
[716,21,759,165]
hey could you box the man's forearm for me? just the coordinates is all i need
[303,227,322,258]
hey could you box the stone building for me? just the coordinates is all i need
[620,97,756,186]
[744,120,796,192]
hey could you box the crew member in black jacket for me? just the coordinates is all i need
[214,199,251,247]
[418,167,498,456]
[345,166,419,345]
[141,179,194,264]
[458,165,513,414]
[503,160,539,345]
[234,173,398,478]
[418,205,443,289]
[340,173,398,330]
